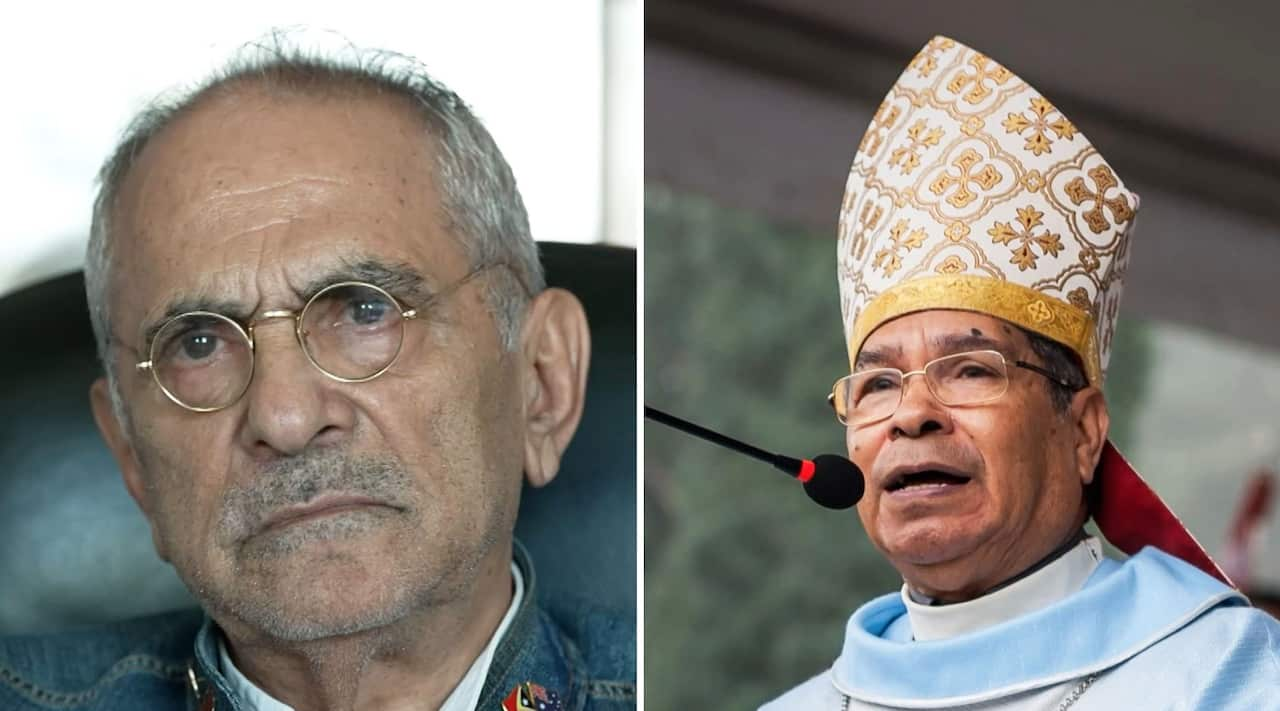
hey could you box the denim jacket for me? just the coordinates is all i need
[0,543,635,710]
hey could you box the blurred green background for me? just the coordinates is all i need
[643,183,1280,710]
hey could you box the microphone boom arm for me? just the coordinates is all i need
[643,406,802,474]
[643,404,864,509]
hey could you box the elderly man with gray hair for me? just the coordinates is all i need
[0,40,634,711]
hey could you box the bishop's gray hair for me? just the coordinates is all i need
[85,34,545,418]
[1019,327,1088,413]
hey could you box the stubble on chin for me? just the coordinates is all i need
[179,450,435,642]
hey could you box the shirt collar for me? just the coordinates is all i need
[902,536,1104,641]
[216,560,525,711]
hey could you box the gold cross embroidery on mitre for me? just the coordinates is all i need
[1002,97,1077,156]
[987,205,1065,271]
[888,119,945,175]
[946,53,1014,105]
[1063,165,1134,234]
[929,148,1003,209]
[873,219,926,276]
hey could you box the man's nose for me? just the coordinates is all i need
[238,319,355,458]
[887,372,952,440]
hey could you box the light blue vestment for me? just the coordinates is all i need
[763,547,1280,709]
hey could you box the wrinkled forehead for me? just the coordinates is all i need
[855,310,1032,370]
[114,86,438,233]
[105,87,465,342]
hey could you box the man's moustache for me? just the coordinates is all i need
[217,450,412,543]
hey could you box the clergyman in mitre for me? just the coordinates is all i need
[763,36,1280,710]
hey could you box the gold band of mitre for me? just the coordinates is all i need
[848,275,1101,386]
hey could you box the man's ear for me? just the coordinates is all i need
[1070,386,1109,486]
[90,377,165,558]
[519,288,590,488]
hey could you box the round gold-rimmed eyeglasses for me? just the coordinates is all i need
[827,349,1083,427]
[135,267,491,412]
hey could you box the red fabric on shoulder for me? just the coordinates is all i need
[1092,440,1233,587]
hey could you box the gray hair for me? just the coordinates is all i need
[1019,327,1088,413]
[86,36,545,417]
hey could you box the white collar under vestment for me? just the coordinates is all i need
[902,537,1104,641]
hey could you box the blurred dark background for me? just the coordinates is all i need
[645,2,1280,709]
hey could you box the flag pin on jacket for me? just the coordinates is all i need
[502,681,563,711]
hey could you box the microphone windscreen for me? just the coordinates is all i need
[803,454,865,510]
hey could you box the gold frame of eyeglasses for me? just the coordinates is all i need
[134,266,502,413]
[827,349,1083,427]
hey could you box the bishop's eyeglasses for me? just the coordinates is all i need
[135,265,494,413]
[828,349,1083,427]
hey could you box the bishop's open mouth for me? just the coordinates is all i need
[886,470,972,492]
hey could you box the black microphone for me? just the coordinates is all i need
[644,405,864,509]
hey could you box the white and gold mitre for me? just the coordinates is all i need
[838,36,1139,384]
